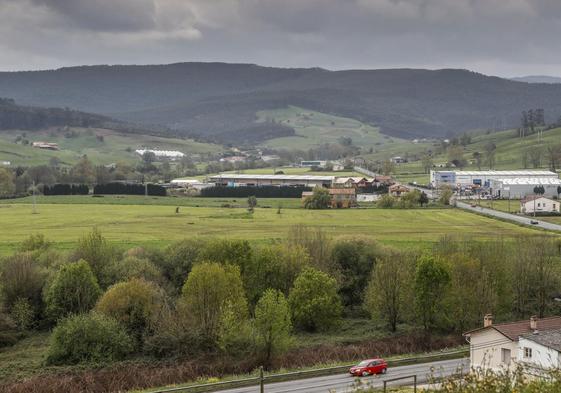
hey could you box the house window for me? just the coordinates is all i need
[501,348,511,364]
[554,204,557,209]
[537,203,541,207]
[524,347,532,359]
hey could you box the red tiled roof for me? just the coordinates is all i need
[464,316,561,341]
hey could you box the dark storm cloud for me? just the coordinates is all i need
[1,0,561,76]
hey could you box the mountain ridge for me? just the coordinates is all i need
[2,63,561,143]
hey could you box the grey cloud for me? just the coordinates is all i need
[1,0,561,77]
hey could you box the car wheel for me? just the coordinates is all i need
[362,371,370,377]
[382,368,387,374]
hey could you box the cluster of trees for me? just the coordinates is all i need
[376,189,430,208]
[521,143,561,171]
[520,108,546,137]
[3,227,559,369]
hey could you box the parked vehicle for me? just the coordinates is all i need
[530,220,539,225]
[349,358,388,376]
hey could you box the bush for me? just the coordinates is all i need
[303,187,331,209]
[18,234,51,252]
[73,228,117,288]
[0,253,45,314]
[95,278,166,343]
[108,256,165,286]
[288,268,342,332]
[44,260,102,321]
[46,312,133,365]
[201,185,311,198]
[377,194,396,208]
[199,239,253,272]
[11,298,35,331]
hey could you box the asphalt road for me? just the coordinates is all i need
[456,201,561,232]
[216,358,468,393]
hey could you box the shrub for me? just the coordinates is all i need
[95,278,166,343]
[181,262,248,343]
[288,268,342,332]
[254,289,292,366]
[44,260,102,321]
[0,253,45,313]
[46,312,133,365]
[18,234,51,252]
[439,186,454,205]
[108,256,164,286]
[73,228,117,287]
[376,194,396,208]
[303,187,331,209]
[199,239,253,271]
[10,298,35,331]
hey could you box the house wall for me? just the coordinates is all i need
[522,198,560,214]
[518,337,560,370]
[469,329,517,371]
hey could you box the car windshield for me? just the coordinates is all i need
[357,360,370,366]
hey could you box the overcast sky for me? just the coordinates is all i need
[1,0,561,77]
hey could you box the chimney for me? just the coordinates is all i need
[530,315,538,331]
[484,314,493,327]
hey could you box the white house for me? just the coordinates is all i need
[521,196,560,215]
[464,315,561,372]
[135,149,185,159]
[518,329,561,372]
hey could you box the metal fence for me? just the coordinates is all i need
[149,348,468,393]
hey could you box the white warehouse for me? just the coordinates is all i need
[430,170,559,188]
[491,177,561,199]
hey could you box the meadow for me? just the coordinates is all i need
[0,198,542,254]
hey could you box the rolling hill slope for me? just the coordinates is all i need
[3,63,561,143]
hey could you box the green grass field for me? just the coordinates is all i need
[256,106,431,153]
[0,200,543,254]
[0,127,222,166]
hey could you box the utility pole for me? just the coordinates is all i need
[145,182,148,198]
[32,181,37,214]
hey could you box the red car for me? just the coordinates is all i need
[349,358,388,377]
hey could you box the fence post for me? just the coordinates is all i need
[260,366,264,393]
[383,380,387,393]
[414,375,417,393]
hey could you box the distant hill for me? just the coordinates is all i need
[0,98,164,137]
[510,75,561,84]
[3,63,561,143]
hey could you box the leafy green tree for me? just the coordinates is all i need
[245,244,310,305]
[96,278,165,344]
[247,195,257,212]
[109,256,165,286]
[70,156,95,184]
[331,237,380,307]
[439,186,454,206]
[0,168,15,196]
[45,260,102,321]
[46,312,133,365]
[288,268,342,332]
[73,228,117,288]
[160,238,205,291]
[377,194,396,208]
[10,298,35,331]
[419,191,429,207]
[421,152,433,174]
[181,262,248,343]
[303,187,331,209]
[217,300,253,357]
[199,239,253,273]
[398,189,422,208]
[365,252,413,332]
[18,234,51,252]
[255,289,292,367]
[414,255,450,332]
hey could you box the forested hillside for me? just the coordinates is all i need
[3,63,561,142]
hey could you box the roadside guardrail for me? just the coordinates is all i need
[148,347,468,393]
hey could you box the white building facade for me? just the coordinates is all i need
[521,196,560,215]
[490,178,561,199]
[430,170,558,189]
[518,331,561,371]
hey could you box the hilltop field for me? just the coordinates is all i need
[0,127,221,167]
[0,196,543,254]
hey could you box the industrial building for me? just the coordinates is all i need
[430,170,559,188]
[209,174,334,188]
[490,177,561,199]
